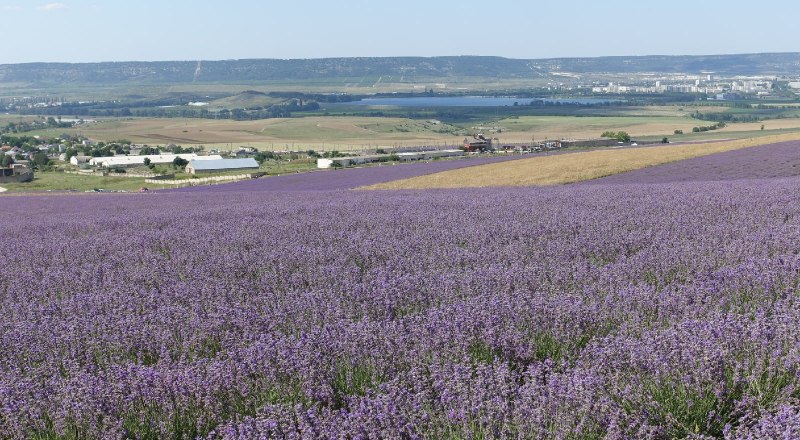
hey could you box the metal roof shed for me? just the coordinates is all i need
[186,158,259,174]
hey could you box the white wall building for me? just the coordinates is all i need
[185,158,260,174]
[316,149,465,169]
[89,154,222,168]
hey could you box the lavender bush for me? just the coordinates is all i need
[2,161,800,438]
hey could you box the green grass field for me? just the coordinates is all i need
[0,160,318,193]
[0,172,166,193]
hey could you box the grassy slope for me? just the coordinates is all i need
[362,133,800,190]
[0,172,167,193]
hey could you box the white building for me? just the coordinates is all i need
[185,158,260,174]
[70,155,92,165]
[316,149,465,169]
[89,154,222,168]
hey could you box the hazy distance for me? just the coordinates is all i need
[1,0,798,64]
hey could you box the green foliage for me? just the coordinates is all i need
[643,380,734,438]
[617,362,796,439]
[171,157,189,168]
[332,360,382,409]
[468,340,501,364]
[31,152,50,169]
[674,129,683,135]
[139,146,160,156]
[254,151,276,164]
[531,332,566,363]
[0,155,14,167]
[601,131,631,142]
[322,150,345,158]
[692,122,726,133]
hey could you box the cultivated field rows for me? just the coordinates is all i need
[365,135,800,189]
[3,147,800,437]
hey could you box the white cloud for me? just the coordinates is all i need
[2,5,23,11]
[37,3,66,12]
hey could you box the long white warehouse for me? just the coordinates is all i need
[185,158,260,175]
[89,154,223,168]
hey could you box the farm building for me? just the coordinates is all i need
[316,149,465,169]
[70,155,92,165]
[398,149,465,161]
[0,164,34,183]
[185,158,260,175]
[89,154,222,168]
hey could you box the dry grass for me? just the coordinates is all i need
[492,116,800,143]
[45,117,462,151]
[362,133,800,190]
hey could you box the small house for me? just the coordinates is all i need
[70,155,92,165]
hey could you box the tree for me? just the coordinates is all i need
[32,152,50,169]
[140,146,160,155]
[0,155,13,168]
[143,158,151,167]
[172,157,189,168]
[600,131,630,142]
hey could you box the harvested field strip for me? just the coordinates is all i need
[169,154,526,193]
[362,133,800,190]
[585,140,800,185]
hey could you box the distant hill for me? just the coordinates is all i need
[0,54,798,85]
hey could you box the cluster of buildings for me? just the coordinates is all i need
[317,149,465,169]
[70,153,259,175]
[591,75,776,98]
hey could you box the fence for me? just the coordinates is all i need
[145,173,261,186]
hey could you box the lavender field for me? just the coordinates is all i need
[3,149,800,439]
[587,140,800,185]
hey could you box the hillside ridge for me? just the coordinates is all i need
[1,53,797,85]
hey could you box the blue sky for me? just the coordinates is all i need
[1,0,797,63]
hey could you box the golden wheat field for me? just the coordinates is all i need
[362,133,800,190]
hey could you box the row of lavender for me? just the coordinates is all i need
[587,140,800,185]
[170,154,525,192]
[3,175,800,438]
